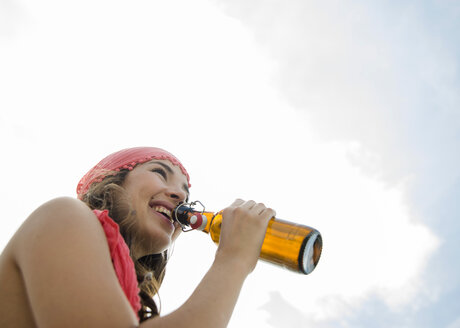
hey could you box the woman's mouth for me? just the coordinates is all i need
[151,205,174,225]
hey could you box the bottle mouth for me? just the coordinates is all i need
[300,231,323,274]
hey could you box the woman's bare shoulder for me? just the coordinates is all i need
[11,197,105,258]
[21,196,97,228]
[6,197,139,327]
[18,196,96,226]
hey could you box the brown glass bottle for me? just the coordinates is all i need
[174,203,323,275]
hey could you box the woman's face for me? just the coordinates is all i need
[122,159,189,258]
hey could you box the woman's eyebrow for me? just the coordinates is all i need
[150,160,189,194]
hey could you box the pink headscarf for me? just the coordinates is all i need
[77,147,190,199]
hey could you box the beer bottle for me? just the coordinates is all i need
[173,201,322,275]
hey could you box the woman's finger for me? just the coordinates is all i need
[260,207,276,219]
[241,200,256,210]
[251,202,267,215]
[230,198,245,207]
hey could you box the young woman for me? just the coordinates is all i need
[0,147,275,327]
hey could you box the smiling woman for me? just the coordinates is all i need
[0,146,276,328]
[78,149,192,320]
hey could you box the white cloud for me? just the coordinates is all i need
[447,317,460,328]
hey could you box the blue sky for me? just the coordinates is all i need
[1,1,459,327]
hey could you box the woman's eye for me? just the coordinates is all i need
[151,168,167,179]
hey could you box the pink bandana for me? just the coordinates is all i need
[77,147,190,199]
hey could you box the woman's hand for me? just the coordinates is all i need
[215,199,276,275]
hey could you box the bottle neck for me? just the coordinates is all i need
[199,211,216,233]
[173,204,217,232]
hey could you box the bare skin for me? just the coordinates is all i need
[0,161,275,328]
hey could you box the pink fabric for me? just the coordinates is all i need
[77,147,191,199]
[93,209,141,320]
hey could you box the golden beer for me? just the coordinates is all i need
[174,203,322,275]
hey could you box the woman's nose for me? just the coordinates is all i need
[166,186,187,203]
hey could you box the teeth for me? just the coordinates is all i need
[152,206,172,221]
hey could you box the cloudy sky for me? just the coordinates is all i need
[1,0,459,327]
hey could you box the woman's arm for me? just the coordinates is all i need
[13,197,273,328]
[144,199,275,328]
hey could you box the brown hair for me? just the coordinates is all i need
[81,169,167,322]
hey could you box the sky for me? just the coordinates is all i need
[0,0,459,327]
